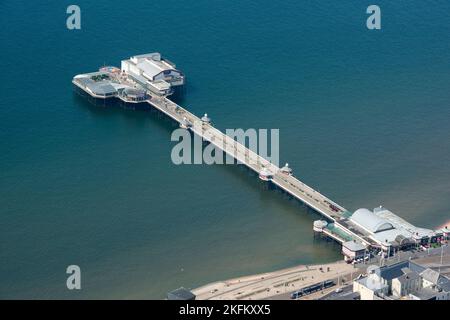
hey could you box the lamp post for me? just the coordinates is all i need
[439,244,445,274]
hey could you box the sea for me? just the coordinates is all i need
[0,0,449,298]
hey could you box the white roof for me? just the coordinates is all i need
[109,82,129,90]
[374,207,435,239]
[125,53,182,83]
[370,228,409,245]
[343,240,366,252]
[350,208,395,234]
[356,275,388,291]
[132,52,161,61]
[440,227,449,233]
[137,60,166,80]
[149,80,171,91]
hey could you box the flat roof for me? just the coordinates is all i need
[356,275,388,291]
[370,228,410,246]
[333,291,360,300]
[343,240,366,252]
[374,207,435,238]
[149,80,171,90]
[132,52,161,60]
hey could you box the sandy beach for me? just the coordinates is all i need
[192,260,359,300]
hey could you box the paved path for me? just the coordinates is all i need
[147,96,373,246]
[192,261,357,300]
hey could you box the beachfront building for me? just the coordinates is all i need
[437,226,449,243]
[342,240,366,262]
[121,53,185,96]
[353,260,450,300]
[353,271,389,300]
[391,269,422,298]
[348,207,437,255]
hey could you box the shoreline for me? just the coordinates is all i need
[192,259,359,300]
[192,244,450,300]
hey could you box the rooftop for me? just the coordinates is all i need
[349,207,436,246]
[126,52,180,80]
[86,81,117,96]
[343,240,366,252]
[331,291,360,300]
[421,268,441,285]
[378,261,426,281]
[149,79,171,91]
[374,206,435,239]
[350,208,395,234]
[394,270,421,284]
[356,274,388,291]
[409,287,439,300]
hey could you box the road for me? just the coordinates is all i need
[192,245,449,300]
[192,261,358,300]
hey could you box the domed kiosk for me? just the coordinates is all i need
[280,163,293,175]
[201,113,211,124]
[120,87,147,102]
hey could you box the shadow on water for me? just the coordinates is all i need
[73,87,330,225]
[72,88,179,133]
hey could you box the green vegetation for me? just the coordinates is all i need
[91,74,110,82]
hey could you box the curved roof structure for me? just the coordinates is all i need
[374,207,435,238]
[280,163,293,174]
[394,234,414,246]
[87,81,117,96]
[123,88,146,98]
[350,208,395,234]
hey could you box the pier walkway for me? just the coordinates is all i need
[146,96,373,246]
[72,64,374,247]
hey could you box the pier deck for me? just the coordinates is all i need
[73,63,376,248]
[146,95,373,246]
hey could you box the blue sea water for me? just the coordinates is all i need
[0,1,449,298]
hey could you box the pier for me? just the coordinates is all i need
[146,95,372,246]
[73,53,446,260]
